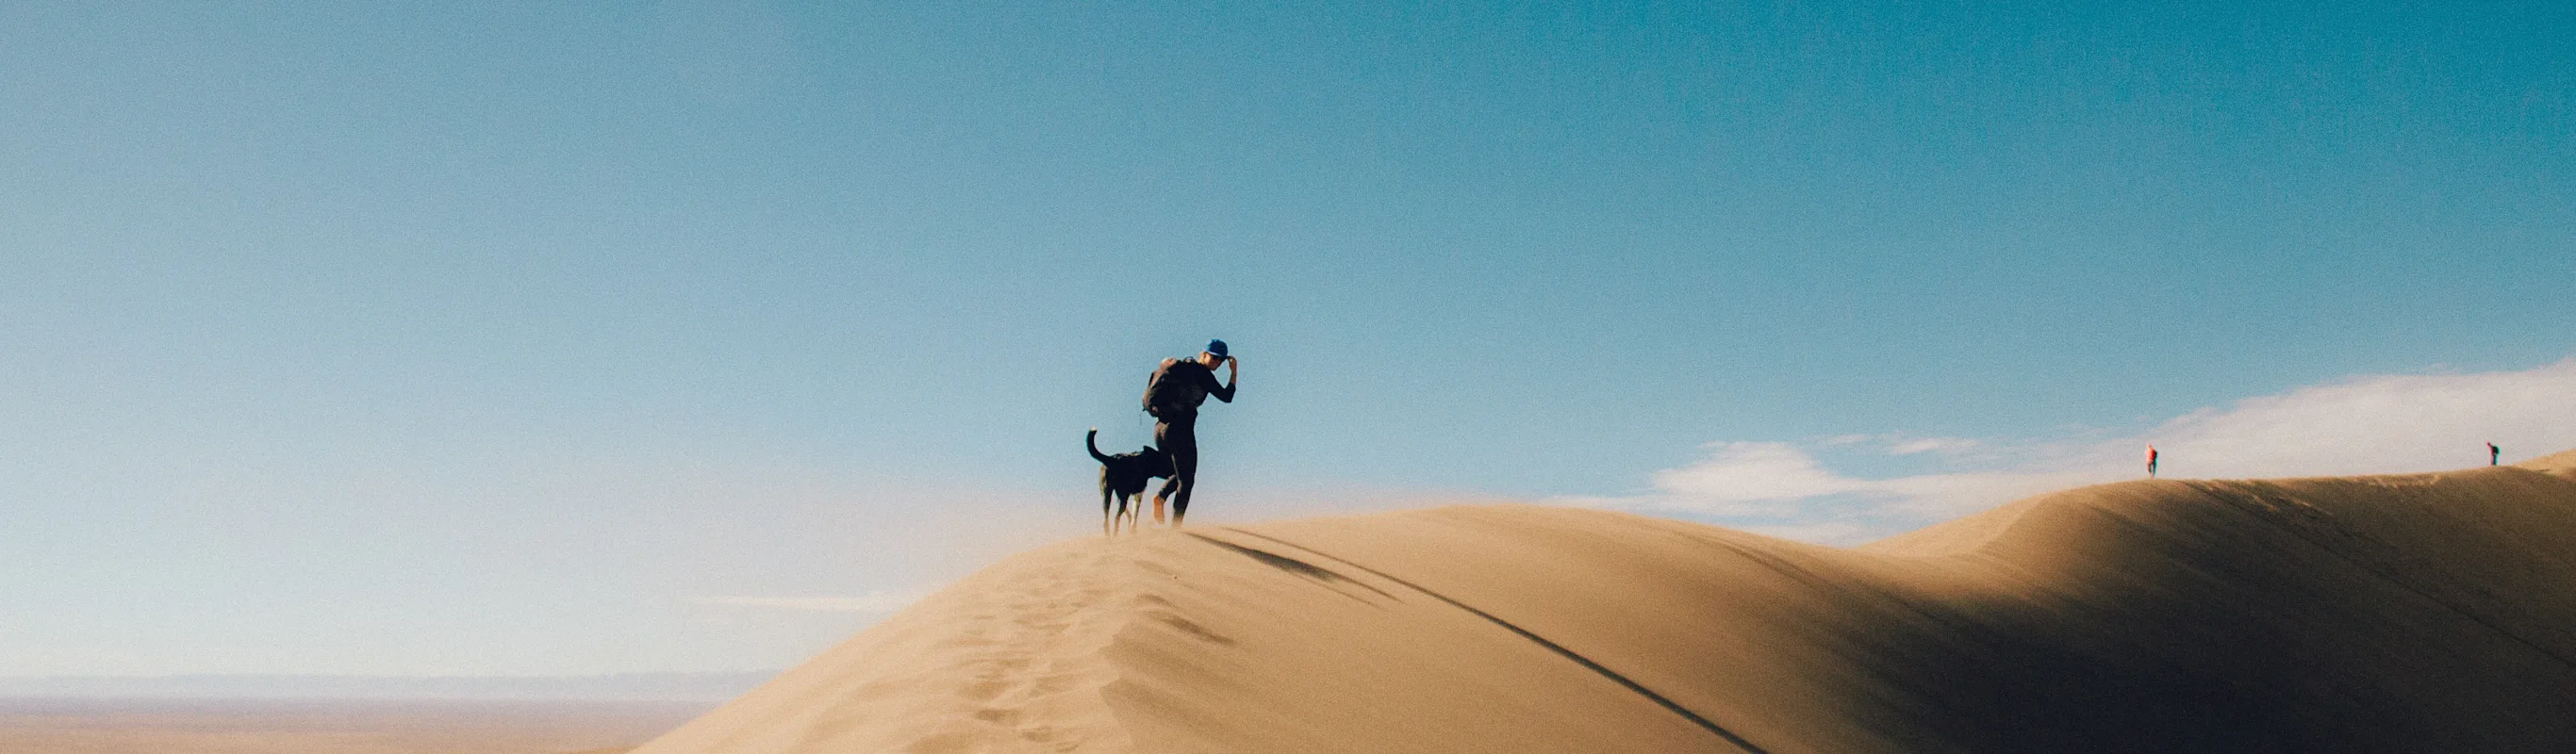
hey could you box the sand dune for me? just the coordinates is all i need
[635,454,2576,753]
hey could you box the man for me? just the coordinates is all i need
[2146,444,2158,478]
[2491,442,2502,466]
[1143,339,1238,527]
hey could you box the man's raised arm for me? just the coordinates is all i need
[1207,357,1237,402]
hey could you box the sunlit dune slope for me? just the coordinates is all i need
[634,456,2576,753]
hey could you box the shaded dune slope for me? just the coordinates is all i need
[637,460,2576,753]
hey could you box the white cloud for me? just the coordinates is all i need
[1887,436,1980,455]
[2130,361,2576,478]
[1588,440,2088,521]
[1565,357,2576,543]
[689,590,928,614]
[1651,442,1872,503]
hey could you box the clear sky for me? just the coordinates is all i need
[5,1,2572,677]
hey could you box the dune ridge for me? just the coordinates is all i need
[635,457,2576,753]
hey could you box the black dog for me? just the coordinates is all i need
[1087,428,1172,536]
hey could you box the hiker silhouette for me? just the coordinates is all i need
[1141,339,1237,527]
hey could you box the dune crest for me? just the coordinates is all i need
[2516,446,2576,477]
[636,458,2576,753]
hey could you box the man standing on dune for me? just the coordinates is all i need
[2491,442,2502,466]
[2146,444,2159,478]
[1144,339,1237,528]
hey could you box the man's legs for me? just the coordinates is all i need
[1153,418,1197,526]
[1170,441,1200,526]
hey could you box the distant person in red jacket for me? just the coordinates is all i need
[2146,444,2159,478]
[2490,442,2501,466]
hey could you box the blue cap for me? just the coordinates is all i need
[1206,339,1229,358]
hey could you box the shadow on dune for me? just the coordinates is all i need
[1725,470,2576,752]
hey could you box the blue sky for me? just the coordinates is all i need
[4,1,2572,677]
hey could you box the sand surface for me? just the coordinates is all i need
[0,698,702,754]
[639,456,2576,752]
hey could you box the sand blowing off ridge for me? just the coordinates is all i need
[633,451,2576,753]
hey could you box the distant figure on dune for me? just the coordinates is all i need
[2491,442,2501,466]
[2146,444,2159,478]
[1143,339,1238,528]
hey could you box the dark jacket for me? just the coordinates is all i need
[1145,359,1235,419]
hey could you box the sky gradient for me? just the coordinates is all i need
[5,1,2573,677]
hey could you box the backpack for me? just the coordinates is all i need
[1142,359,1206,418]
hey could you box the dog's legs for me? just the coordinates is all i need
[1102,487,1115,537]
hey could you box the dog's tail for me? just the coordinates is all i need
[1087,428,1115,464]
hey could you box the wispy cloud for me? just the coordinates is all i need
[1888,436,1980,455]
[1562,357,2576,544]
[688,590,927,614]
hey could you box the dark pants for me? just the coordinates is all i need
[1155,416,1199,521]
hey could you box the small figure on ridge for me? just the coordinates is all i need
[2146,444,2159,478]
